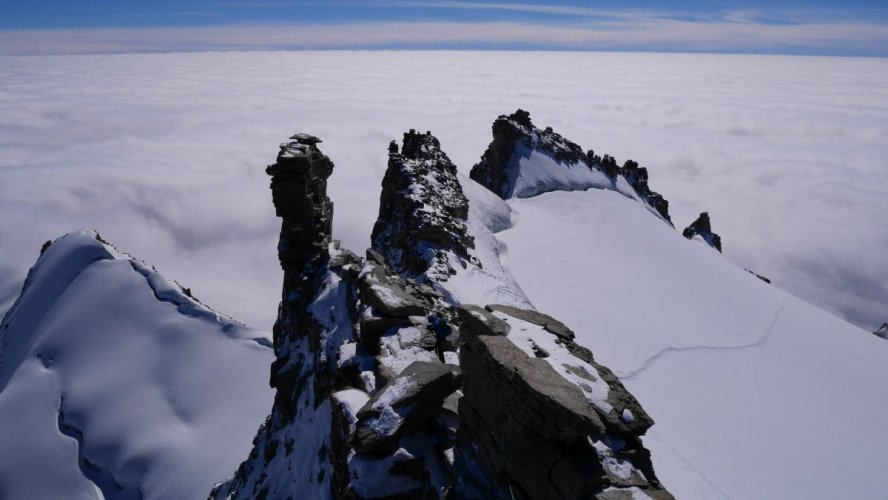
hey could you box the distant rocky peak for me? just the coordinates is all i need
[471,109,672,222]
[470,109,588,198]
[371,129,476,283]
[398,128,448,161]
[619,159,671,222]
[682,212,723,252]
[874,323,888,340]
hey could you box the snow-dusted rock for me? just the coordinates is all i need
[212,134,351,499]
[470,109,671,222]
[353,360,461,452]
[682,211,723,252]
[371,129,476,282]
[455,304,670,499]
[213,130,671,499]
[875,323,888,340]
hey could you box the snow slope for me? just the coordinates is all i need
[436,174,532,309]
[497,187,888,499]
[0,230,274,500]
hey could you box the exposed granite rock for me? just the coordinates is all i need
[470,109,587,198]
[470,109,672,222]
[211,135,359,500]
[454,305,671,500]
[371,129,476,282]
[353,361,461,453]
[487,303,574,341]
[620,160,671,223]
[215,127,670,500]
[456,304,511,337]
[745,268,772,284]
[874,323,888,340]
[682,212,723,252]
[267,134,334,270]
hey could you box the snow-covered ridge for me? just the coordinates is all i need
[215,132,673,499]
[499,188,888,499]
[0,229,274,500]
[370,129,531,309]
[470,109,671,223]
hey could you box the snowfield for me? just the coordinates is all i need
[498,187,888,499]
[0,230,274,500]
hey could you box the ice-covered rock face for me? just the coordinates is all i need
[371,130,476,282]
[470,109,672,222]
[682,211,723,252]
[874,323,888,340]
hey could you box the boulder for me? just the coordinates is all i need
[456,304,511,337]
[487,303,574,341]
[353,361,462,453]
[455,304,671,499]
[362,280,428,318]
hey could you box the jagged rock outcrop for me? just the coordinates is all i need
[745,268,772,284]
[371,130,476,282]
[211,134,355,499]
[470,109,671,222]
[620,160,670,224]
[682,212,723,252]
[352,360,461,453]
[213,134,464,499]
[454,305,671,499]
[215,130,671,499]
[331,257,462,498]
[874,323,888,340]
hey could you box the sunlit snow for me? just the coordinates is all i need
[0,51,885,331]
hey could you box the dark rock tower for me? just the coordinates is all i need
[682,212,723,252]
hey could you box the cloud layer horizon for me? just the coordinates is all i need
[0,51,885,332]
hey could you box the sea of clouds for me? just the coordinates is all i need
[0,51,885,331]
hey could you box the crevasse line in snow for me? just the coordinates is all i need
[618,298,791,381]
[55,395,126,500]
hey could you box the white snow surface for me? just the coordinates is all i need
[434,174,532,308]
[0,230,274,500]
[498,188,888,499]
[1,51,885,332]
[508,143,612,198]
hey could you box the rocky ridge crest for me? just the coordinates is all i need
[469,109,671,222]
[214,131,672,499]
[682,211,723,252]
[371,130,477,283]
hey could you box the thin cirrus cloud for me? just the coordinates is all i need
[0,4,886,56]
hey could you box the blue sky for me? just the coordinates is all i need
[1,0,887,55]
